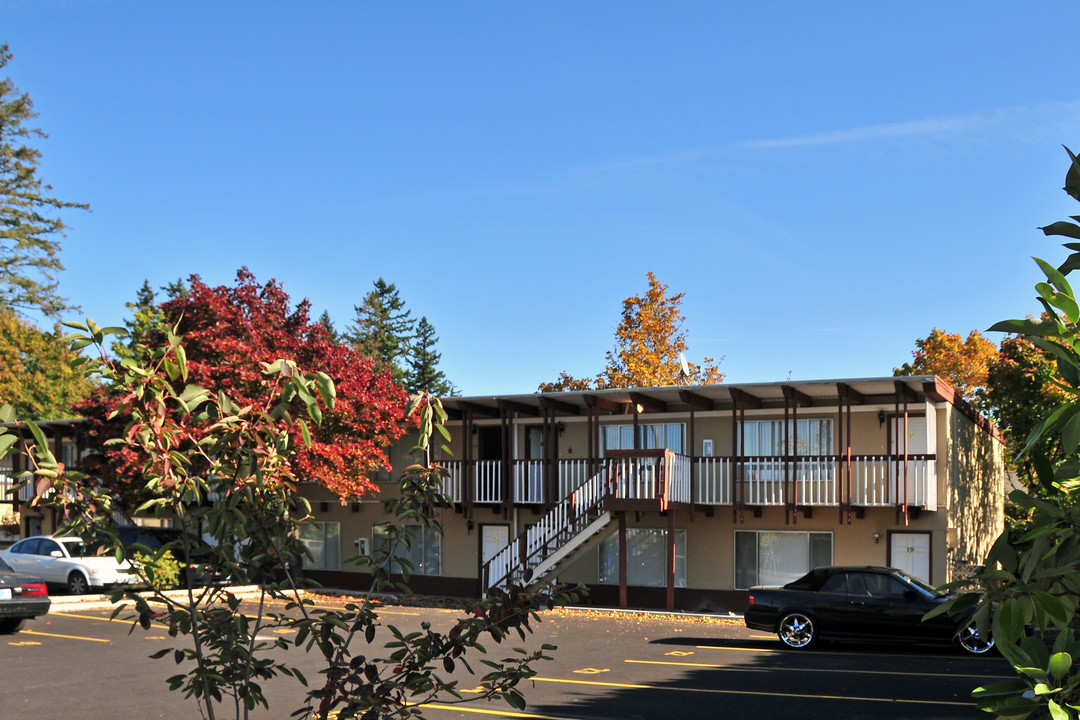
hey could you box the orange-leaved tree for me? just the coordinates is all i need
[894,328,998,408]
[540,272,723,391]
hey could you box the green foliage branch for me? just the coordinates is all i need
[0,320,577,720]
[929,148,1080,719]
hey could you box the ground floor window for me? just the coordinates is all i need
[598,528,686,587]
[299,521,341,571]
[373,524,442,576]
[734,530,832,589]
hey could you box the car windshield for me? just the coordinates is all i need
[896,569,944,597]
[58,538,94,558]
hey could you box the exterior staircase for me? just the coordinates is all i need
[481,450,684,592]
[481,464,614,592]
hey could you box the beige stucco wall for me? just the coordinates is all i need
[550,504,950,588]
[470,406,902,461]
[945,405,1006,570]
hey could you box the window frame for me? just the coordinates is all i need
[372,523,442,577]
[299,521,341,572]
[734,530,833,590]
[598,528,687,588]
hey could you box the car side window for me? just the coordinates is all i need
[819,573,847,594]
[848,573,874,596]
[12,539,38,554]
[860,573,909,598]
[37,539,62,556]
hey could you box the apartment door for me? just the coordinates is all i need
[481,524,511,587]
[889,416,927,504]
[889,532,930,582]
[890,415,927,455]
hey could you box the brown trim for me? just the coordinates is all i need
[538,396,580,416]
[678,389,715,411]
[666,509,676,611]
[478,521,511,593]
[629,391,667,415]
[618,512,628,609]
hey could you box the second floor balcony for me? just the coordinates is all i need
[440,449,936,513]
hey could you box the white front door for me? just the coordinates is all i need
[482,524,511,585]
[890,532,930,582]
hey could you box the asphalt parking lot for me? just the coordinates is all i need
[3,594,1014,720]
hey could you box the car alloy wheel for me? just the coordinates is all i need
[958,622,994,654]
[778,612,816,649]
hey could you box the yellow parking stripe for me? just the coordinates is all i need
[420,703,570,719]
[531,676,973,706]
[627,658,1011,680]
[696,643,1003,660]
[50,611,133,623]
[20,629,110,643]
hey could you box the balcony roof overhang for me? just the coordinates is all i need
[442,375,948,419]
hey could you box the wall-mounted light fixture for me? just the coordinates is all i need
[467,519,475,534]
[873,531,881,544]
[557,422,565,436]
[319,501,330,513]
[877,410,886,427]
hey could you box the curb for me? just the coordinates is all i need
[47,587,744,621]
[47,585,267,613]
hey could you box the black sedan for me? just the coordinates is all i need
[744,565,992,654]
[0,555,51,633]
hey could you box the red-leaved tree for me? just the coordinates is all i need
[77,268,409,500]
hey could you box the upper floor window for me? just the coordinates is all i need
[742,419,833,456]
[601,423,685,454]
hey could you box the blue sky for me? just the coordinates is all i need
[4,2,1079,396]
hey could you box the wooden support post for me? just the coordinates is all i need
[618,512,628,609]
[666,509,676,612]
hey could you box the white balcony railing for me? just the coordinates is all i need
[0,473,33,503]
[443,453,935,510]
[693,455,934,510]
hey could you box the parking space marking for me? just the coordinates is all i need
[8,640,42,646]
[531,676,974,706]
[20,629,110,643]
[420,702,574,719]
[696,643,1005,661]
[50,611,135,623]
[627,658,1012,680]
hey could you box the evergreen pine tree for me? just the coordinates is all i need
[405,315,456,395]
[0,44,88,319]
[346,278,414,384]
[112,280,167,359]
[318,309,342,344]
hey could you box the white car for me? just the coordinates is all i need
[0,535,136,594]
